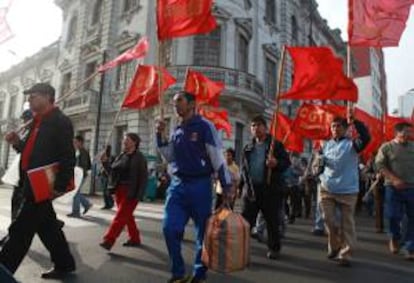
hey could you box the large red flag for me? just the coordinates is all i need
[157,0,217,40]
[354,108,383,161]
[348,0,414,47]
[198,106,232,138]
[98,36,149,72]
[280,47,358,102]
[122,65,176,109]
[184,69,224,106]
[270,112,304,153]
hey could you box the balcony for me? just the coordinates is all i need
[167,65,265,109]
[61,89,98,116]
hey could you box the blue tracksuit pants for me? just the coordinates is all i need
[163,176,212,280]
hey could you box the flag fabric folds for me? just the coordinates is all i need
[270,112,304,153]
[122,65,176,109]
[198,106,232,138]
[184,69,224,106]
[157,0,217,40]
[280,47,358,102]
[98,36,149,72]
[348,0,414,47]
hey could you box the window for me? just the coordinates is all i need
[84,61,98,90]
[193,27,221,66]
[67,15,78,44]
[265,57,277,99]
[238,34,249,72]
[8,95,17,118]
[91,0,103,26]
[266,0,276,24]
[115,58,136,91]
[234,122,244,164]
[291,16,298,45]
[61,72,72,96]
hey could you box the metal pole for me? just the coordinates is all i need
[90,49,107,195]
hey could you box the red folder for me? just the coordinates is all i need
[27,162,74,203]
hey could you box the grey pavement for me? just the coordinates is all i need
[0,186,413,283]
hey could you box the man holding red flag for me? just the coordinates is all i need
[318,111,370,267]
[156,91,232,283]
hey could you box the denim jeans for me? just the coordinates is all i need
[71,178,91,215]
[384,186,414,252]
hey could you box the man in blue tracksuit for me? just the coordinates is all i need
[156,91,232,283]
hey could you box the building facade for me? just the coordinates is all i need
[352,47,388,118]
[0,0,348,170]
[398,89,414,118]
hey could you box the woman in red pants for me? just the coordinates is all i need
[99,133,148,250]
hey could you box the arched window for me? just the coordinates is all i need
[238,34,249,72]
[67,15,78,43]
[91,0,103,25]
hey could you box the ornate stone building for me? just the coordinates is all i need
[0,0,347,169]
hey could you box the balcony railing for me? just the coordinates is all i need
[168,65,264,98]
[62,89,98,115]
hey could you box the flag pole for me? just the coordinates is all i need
[267,45,287,186]
[346,44,354,121]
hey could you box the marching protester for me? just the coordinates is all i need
[0,83,76,279]
[67,135,93,217]
[375,122,414,260]
[239,115,290,260]
[156,91,232,283]
[318,112,370,267]
[215,147,240,210]
[0,110,33,247]
[99,145,114,209]
[100,133,148,250]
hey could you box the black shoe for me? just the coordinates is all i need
[266,250,280,260]
[101,206,113,210]
[122,240,142,247]
[99,241,113,251]
[67,213,81,218]
[327,249,340,260]
[83,204,93,215]
[41,267,75,279]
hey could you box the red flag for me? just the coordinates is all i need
[0,8,13,44]
[292,104,342,140]
[198,106,232,138]
[354,108,383,161]
[348,0,414,47]
[98,36,149,72]
[122,65,176,109]
[280,47,358,102]
[270,112,304,153]
[157,0,217,40]
[184,69,224,106]
[384,115,414,141]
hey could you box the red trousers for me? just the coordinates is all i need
[103,185,140,244]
